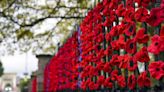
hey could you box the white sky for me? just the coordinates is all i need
[1,51,38,77]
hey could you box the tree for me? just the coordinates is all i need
[0,0,92,55]
[0,61,4,77]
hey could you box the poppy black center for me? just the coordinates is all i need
[130,43,134,49]
[130,77,133,83]
[156,68,160,71]
[155,42,158,46]
[129,26,133,32]
[130,60,134,67]
[153,16,157,19]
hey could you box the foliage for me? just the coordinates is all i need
[0,0,91,55]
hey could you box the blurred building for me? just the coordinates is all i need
[0,73,20,92]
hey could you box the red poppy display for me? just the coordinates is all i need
[127,57,138,71]
[135,8,149,22]
[134,28,149,44]
[148,35,164,54]
[104,77,113,88]
[148,61,164,80]
[135,0,151,8]
[125,38,137,54]
[116,75,126,88]
[128,74,137,90]
[146,7,164,26]
[44,0,164,91]
[137,71,151,88]
[134,47,150,63]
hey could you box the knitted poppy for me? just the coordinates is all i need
[134,47,150,63]
[134,28,149,44]
[148,35,164,54]
[128,74,137,90]
[103,62,112,73]
[116,4,126,17]
[119,54,131,69]
[109,26,119,37]
[127,57,138,71]
[97,76,105,85]
[137,71,151,88]
[124,22,136,37]
[117,75,126,88]
[111,70,119,81]
[104,77,113,88]
[110,54,120,66]
[135,0,151,8]
[124,7,135,22]
[149,61,164,80]
[135,8,149,22]
[125,38,137,54]
[146,7,164,26]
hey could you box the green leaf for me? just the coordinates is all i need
[16,28,33,40]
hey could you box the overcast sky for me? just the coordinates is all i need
[1,51,38,77]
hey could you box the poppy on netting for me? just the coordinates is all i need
[134,47,150,63]
[148,35,164,54]
[128,74,137,90]
[146,7,164,27]
[127,57,138,71]
[104,77,113,88]
[137,71,151,88]
[125,38,137,54]
[117,75,126,88]
[149,61,164,80]
[135,8,149,22]
[134,28,149,44]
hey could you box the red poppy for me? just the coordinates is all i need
[81,81,87,90]
[134,47,150,63]
[96,61,105,71]
[117,75,126,88]
[118,35,126,48]
[110,54,120,66]
[124,7,135,22]
[146,7,164,26]
[134,28,149,44]
[127,57,138,71]
[89,66,99,77]
[148,35,164,54]
[111,70,119,81]
[128,74,137,90]
[111,40,120,50]
[117,24,126,35]
[111,35,126,50]
[109,0,121,9]
[109,26,119,37]
[135,0,151,8]
[124,22,136,37]
[105,32,111,42]
[116,4,126,17]
[126,0,134,8]
[89,81,99,90]
[119,54,131,69]
[104,77,113,88]
[103,62,112,73]
[161,0,164,8]
[103,13,116,27]
[104,46,113,56]
[135,8,149,22]
[125,38,137,54]
[148,61,164,80]
[137,71,151,88]
[97,76,105,85]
